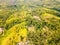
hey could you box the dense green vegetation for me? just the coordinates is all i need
[0,0,60,45]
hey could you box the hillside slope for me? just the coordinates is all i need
[0,5,60,45]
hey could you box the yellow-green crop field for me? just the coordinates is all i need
[0,0,60,45]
